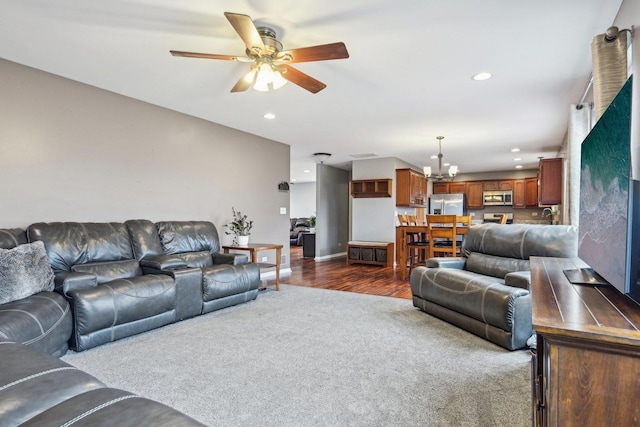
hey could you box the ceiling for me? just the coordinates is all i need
[0,0,623,183]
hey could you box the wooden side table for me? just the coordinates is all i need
[222,243,283,291]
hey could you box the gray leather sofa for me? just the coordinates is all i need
[0,341,204,426]
[0,228,72,357]
[16,220,260,352]
[410,223,577,350]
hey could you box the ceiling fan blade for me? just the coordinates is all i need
[170,50,243,61]
[224,12,266,55]
[231,68,255,93]
[280,65,326,94]
[279,42,349,63]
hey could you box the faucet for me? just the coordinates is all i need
[542,208,553,224]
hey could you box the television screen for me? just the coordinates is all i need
[568,77,638,298]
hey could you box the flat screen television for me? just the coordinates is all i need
[564,77,640,304]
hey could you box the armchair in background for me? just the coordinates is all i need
[289,217,310,246]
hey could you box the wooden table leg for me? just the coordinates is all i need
[275,247,281,291]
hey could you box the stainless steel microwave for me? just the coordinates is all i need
[482,190,513,206]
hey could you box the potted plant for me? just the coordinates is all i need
[309,214,316,233]
[224,207,253,246]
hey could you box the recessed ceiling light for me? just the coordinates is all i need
[514,157,522,161]
[303,170,310,173]
[443,163,450,167]
[511,148,520,153]
[472,72,492,81]
[291,178,297,182]
[263,113,276,119]
[515,165,523,169]
[430,155,438,159]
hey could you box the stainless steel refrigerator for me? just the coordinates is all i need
[429,193,465,215]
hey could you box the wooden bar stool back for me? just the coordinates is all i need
[427,214,458,258]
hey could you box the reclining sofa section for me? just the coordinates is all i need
[0,228,72,357]
[410,223,577,350]
[24,220,260,352]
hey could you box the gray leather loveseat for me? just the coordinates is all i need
[410,223,577,350]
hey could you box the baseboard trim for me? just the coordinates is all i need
[314,252,347,262]
[260,267,293,279]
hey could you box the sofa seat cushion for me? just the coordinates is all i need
[202,264,260,302]
[411,267,529,332]
[464,252,530,279]
[69,275,176,334]
[71,259,143,285]
[0,291,72,357]
[0,241,55,305]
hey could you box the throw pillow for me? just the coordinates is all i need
[0,241,55,305]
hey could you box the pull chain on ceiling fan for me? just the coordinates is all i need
[170,12,349,93]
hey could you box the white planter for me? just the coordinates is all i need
[237,235,249,246]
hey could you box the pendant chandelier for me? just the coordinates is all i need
[423,136,458,181]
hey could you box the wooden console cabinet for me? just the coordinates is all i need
[531,257,640,426]
[347,241,393,267]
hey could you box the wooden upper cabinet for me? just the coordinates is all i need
[396,169,426,206]
[538,158,562,206]
[513,178,538,208]
[513,179,526,208]
[525,177,538,207]
[432,182,449,194]
[350,179,392,198]
[483,180,513,191]
[466,182,484,209]
[449,182,466,193]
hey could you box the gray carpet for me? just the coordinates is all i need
[62,285,532,427]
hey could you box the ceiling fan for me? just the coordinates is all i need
[170,12,349,94]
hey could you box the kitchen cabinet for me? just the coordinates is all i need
[449,182,466,193]
[512,177,538,208]
[538,158,562,206]
[396,169,426,206]
[432,181,465,194]
[432,182,449,194]
[525,177,538,207]
[351,179,392,198]
[513,179,526,208]
[483,180,513,191]
[466,182,484,209]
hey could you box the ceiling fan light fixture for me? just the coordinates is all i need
[252,62,288,92]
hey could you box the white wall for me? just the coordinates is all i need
[351,157,417,243]
[0,58,291,267]
[290,182,316,218]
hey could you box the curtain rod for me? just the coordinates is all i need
[577,73,593,109]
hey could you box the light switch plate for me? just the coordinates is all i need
[280,207,287,214]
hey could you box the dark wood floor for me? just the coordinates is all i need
[262,246,412,299]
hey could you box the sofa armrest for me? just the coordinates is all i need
[54,271,98,296]
[505,271,531,290]
[140,255,188,271]
[426,257,466,269]
[213,253,249,265]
